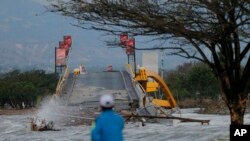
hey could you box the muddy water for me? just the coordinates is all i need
[1,109,250,141]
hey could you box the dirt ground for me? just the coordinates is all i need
[0,108,37,115]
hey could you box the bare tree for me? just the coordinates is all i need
[50,0,250,125]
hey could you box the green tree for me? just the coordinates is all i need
[0,81,8,107]
[187,63,219,99]
[167,70,190,99]
[0,70,58,108]
[167,62,219,100]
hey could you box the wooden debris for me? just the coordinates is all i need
[30,118,60,131]
[123,114,210,125]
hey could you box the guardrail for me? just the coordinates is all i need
[54,66,70,96]
[125,64,135,78]
[120,71,133,104]
[124,64,147,108]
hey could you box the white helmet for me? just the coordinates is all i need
[100,94,114,108]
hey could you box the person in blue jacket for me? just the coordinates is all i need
[91,94,124,141]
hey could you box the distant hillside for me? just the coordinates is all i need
[0,41,127,73]
[0,42,55,73]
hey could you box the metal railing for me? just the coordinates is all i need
[54,66,70,96]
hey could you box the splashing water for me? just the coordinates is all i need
[35,96,65,126]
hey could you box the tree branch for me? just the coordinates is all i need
[240,42,250,61]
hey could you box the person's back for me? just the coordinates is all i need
[91,94,124,141]
[92,109,124,141]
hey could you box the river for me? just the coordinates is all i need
[1,108,250,141]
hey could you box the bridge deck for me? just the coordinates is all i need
[64,71,139,112]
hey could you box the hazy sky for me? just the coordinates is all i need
[0,0,186,72]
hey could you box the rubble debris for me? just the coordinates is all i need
[123,114,210,125]
[30,118,60,131]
